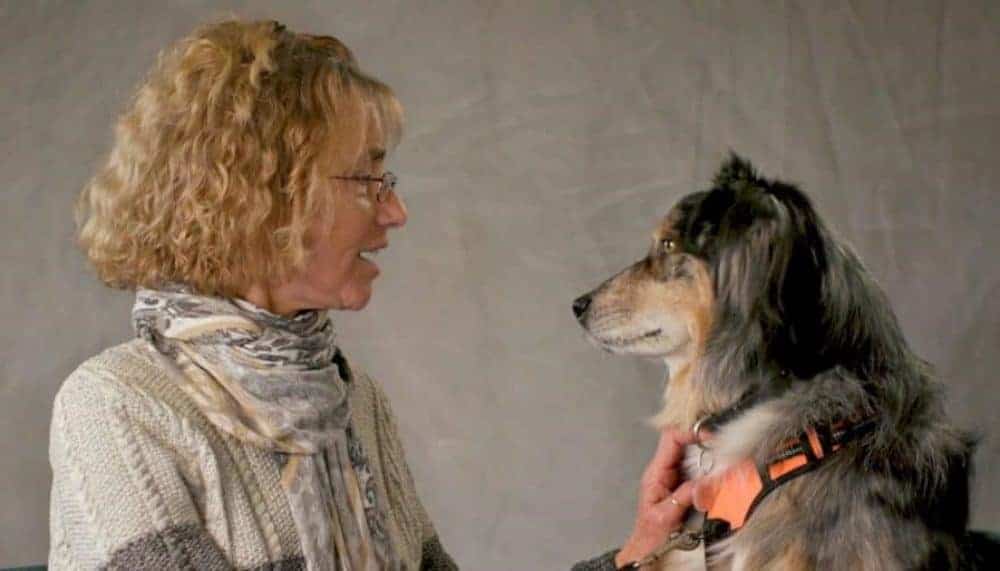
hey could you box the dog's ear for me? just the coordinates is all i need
[709,156,809,325]
[713,188,807,329]
[708,162,832,377]
[712,152,762,190]
[703,155,916,383]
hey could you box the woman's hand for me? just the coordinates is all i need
[614,427,697,568]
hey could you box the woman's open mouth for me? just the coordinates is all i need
[358,243,388,264]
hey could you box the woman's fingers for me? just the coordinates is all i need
[652,427,697,469]
[617,431,701,568]
[648,479,695,527]
[617,479,697,566]
[645,482,694,542]
[641,427,697,503]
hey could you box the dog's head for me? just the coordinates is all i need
[574,154,856,399]
[570,192,715,362]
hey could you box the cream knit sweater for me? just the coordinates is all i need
[48,338,457,570]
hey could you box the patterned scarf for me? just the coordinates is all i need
[132,284,398,570]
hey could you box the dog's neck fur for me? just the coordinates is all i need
[652,347,741,431]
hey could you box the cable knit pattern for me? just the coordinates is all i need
[49,339,457,570]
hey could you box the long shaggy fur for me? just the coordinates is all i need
[575,154,980,570]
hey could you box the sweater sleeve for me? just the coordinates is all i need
[48,364,233,570]
[571,548,621,571]
[368,379,459,570]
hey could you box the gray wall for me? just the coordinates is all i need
[2,1,998,568]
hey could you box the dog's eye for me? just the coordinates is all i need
[662,238,677,252]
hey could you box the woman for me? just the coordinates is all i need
[50,18,450,570]
[49,18,694,570]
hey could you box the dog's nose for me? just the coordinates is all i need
[572,295,591,319]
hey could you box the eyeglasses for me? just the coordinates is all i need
[331,170,398,203]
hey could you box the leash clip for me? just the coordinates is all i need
[691,415,715,473]
[619,530,704,569]
[691,415,712,450]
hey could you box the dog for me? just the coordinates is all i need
[573,155,985,570]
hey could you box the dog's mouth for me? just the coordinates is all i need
[592,328,663,348]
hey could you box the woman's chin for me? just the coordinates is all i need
[336,284,374,311]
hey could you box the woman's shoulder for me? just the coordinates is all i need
[57,339,168,402]
[53,339,207,443]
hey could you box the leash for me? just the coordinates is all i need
[617,528,704,570]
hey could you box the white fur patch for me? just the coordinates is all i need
[685,401,784,480]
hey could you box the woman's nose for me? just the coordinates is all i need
[376,191,408,228]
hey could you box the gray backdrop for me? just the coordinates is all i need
[2,1,998,568]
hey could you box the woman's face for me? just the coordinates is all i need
[251,137,408,315]
[303,145,408,310]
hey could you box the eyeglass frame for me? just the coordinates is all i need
[330,170,398,203]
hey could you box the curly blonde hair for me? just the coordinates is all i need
[77,18,403,297]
